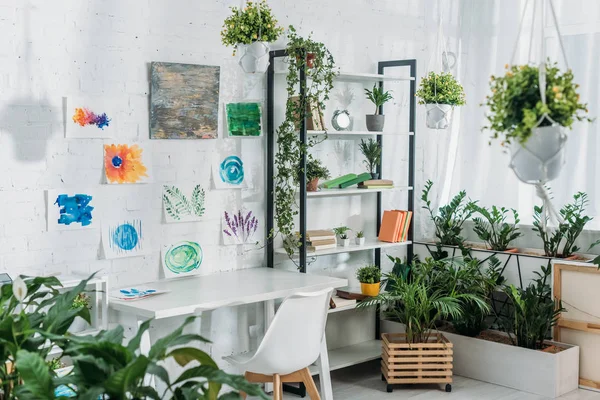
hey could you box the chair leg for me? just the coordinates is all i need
[273,374,282,400]
[300,368,321,400]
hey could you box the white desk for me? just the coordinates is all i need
[109,267,347,400]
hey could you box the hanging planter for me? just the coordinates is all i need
[221,1,284,74]
[510,125,566,183]
[416,72,465,129]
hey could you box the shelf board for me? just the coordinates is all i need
[308,130,414,136]
[307,186,412,198]
[309,339,382,374]
[275,239,411,257]
[275,71,413,82]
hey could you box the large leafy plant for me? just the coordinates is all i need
[416,72,466,105]
[221,0,284,54]
[483,61,591,144]
[470,205,522,251]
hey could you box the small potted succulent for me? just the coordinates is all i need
[220,0,284,73]
[364,85,393,131]
[359,138,382,179]
[356,265,381,296]
[416,71,466,129]
[305,157,330,192]
[68,293,91,333]
[333,226,351,247]
[355,230,365,246]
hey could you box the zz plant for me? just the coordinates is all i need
[470,205,522,251]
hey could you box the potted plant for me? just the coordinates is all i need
[355,230,365,245]
[68,292,91,333]
[364,85,393,132]
[358,138,382,179]
[333,226,351,247]
[470,205,522,252]
[221,0,284,73]
[356,265,381,296]
[305,157,330,192]
[416,71,466,129]
[483,62,591,183]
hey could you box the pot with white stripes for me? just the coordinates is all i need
[425,104,453,129]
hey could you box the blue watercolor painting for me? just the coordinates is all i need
[102,219,147,259]
[54,194,94,227]
[219,155,244,185]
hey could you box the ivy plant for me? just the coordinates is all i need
[305,156,330,181]
[416,71,466,105]
[470,205,522,251]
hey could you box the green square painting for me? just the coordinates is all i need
[226,102,262,137]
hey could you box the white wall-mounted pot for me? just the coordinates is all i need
[425,104,453,129]
[238,41,270,73]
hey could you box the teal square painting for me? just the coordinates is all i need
[225,102,262,137]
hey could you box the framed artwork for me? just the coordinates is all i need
[225,102,262,137]
[222,209,259,245]
[162,183,206,223]
[104,143,151,184]
[102,219,149,259]
[212,154,246,189]
[161,240,203,279]
[150,62,220,140]
[46,189,99,231]
[66,97,114,139]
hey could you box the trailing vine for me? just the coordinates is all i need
[272,25,337,262]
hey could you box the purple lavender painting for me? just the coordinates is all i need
[222,209,259,245]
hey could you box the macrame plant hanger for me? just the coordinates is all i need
[508,0,570,231]
[237,0,270,74]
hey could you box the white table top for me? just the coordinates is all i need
[109,267,348,319]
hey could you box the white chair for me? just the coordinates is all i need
[228,288,333,400]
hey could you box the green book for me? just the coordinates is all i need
[322,174,357,189]
[339,172,372,189]
[360,185,394,189]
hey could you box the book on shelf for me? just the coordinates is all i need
[359,179,394,187]
[305,229,336,241]
[322,174,357,189]
[339,172,372,188]
[401,211,412,242]
[359,185,394,189]
[379,209,412,243]
[330,295,357,310]
[307,243,337,252]
[335,287,369,301]
[307,238,336,246]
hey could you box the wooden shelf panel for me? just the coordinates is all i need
[275,240,412,257]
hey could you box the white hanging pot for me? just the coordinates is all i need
[425,104,453,129]
[509,125,567,184]
[238,41,270,74]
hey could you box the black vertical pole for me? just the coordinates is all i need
[266,51,275,269]
[299,54,308,274]
[407,60,416,264]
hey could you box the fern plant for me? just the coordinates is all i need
[471,205,522,251]
[163,184,206,221]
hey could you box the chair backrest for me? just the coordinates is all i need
[249,288,333,375]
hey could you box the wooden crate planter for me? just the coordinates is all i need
[381,332,453,393]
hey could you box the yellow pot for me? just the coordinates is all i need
[360,282,380,297]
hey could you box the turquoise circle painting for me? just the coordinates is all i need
[219,155,244,185]
[164,241,203,275]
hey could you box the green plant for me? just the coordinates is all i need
[470,205,522,251]
[499,264,564,349]
[416,71,466,106]
[356,231,364,238]
[358,138,381,174]
[333,226,351,239]
[356,265,381,284]
[483,61,592,144]
[364,85,393,115]
[421,180,476,246]
[46,358,65,371]
[386,255,411,286]
[221,0,284,55]
[71,292,91,310]
[272,26,336,262]
[305,156,330,181]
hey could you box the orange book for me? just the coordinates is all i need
[402,211,413,241]
[379,210,402,243]
[395,211,407,242]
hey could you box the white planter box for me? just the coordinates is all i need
[381,320,579,398]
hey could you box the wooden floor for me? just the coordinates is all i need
[249,360,600,400]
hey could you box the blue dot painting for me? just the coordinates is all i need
[54,194,94,227]
[102,219,148,259]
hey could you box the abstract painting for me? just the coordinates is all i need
[102,219,149,259]
[150,62,220,140]
[46,189,98,231]
[225,102,262,137]
[222,209,259,245]
[162,184,206,223]
[66,97,114,139]
[104,144,151,184]
[212,154,246,189]
[162,240,203,279]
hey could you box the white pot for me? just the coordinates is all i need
[509,125,567,184]
[381,320,579,399]
[425,104,453,129]
[340,238,350,247]
[238,41,270,74]
[68,316,89,334]
[355,237,365,245]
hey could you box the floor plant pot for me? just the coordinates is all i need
[339,238,350,247]
[425,104,453,129]
[238,41,270,73]
[360,282,380,297]
[306,178,319,192]
[355,237,365,246]
[509,125,567,184]
[381,332,453,393]
[366,114,385,132]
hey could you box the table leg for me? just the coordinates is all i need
[263,300,275,393]
[317,335,333,400]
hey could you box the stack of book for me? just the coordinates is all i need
[321,173,373,189]
[358,179,394,189]
[306,229,337,252]
[378,210,413,243]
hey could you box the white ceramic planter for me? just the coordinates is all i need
[68,316,89,333]
[238,41,270,73]
[355,237,365,246]
[382,320,579,398]
[425,104,453,129]
[339,238,350,247]
[510,125,567,184]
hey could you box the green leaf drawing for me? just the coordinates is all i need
[191,185,206,217]
[163,186,192,219]
[163,194,181,221]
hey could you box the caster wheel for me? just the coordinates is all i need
[386,384,394,393]
[445,384,452,393]
[381,373,386,382]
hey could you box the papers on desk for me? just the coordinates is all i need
[111,287,168,301]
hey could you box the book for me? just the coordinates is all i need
[322,174,357,189]
[306,230,336,241]
[336,287,369,301]
[358,185,394,189]
[395,211,407,242]
[307,243,337,252]
[359,179,393,186]
[307,238,336,246]
[330,295,357,310]
[378,210,403,243]
[339,172,372,189]
[402,211,413,241]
